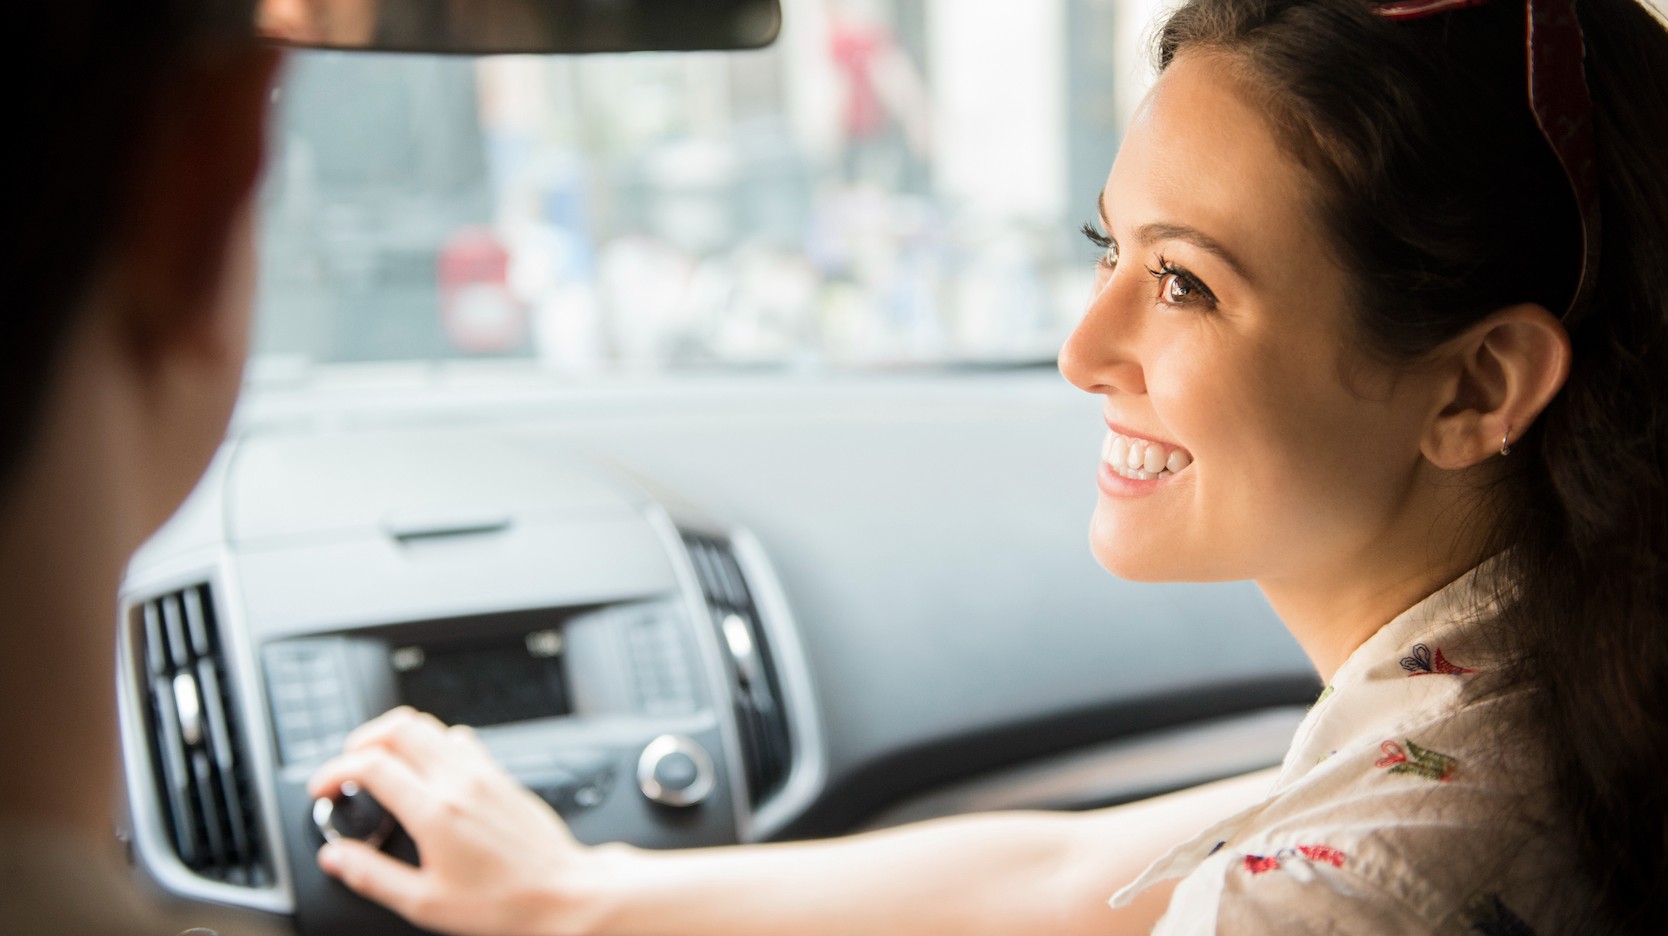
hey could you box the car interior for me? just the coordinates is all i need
[115,1,1321,932]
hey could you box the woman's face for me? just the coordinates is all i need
[1060,52,1440,589]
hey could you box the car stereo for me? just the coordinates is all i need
[253,598,741,935]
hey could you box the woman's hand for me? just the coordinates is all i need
[306,707,608,936]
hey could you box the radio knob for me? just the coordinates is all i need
[636,734,715,807]
[312,780,396,849]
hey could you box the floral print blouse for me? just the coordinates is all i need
[1112,564,1580,934]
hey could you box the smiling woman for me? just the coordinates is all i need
[301,2,1668,935]
[1078,0,1668,929]
[1061,50,1426,600]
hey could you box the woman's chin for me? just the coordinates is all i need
[1089,515,1176,583]
[1091,543,1169,582]
[1088,506,1234,583]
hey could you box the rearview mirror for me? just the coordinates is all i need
[256,0,782,54]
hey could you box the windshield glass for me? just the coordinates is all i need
[253,0,1152,376]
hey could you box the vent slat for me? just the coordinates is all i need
[688,543,722,606]
[712,549,750,612]
[143,603,168,677]
[190,747,230,870]
[135,584,269,887]
[196,657,255,872]
[149,673,199,865]
[681,533,792,806]
[196,659,235,770]
[161,594,191,669]
[183,587,213,658]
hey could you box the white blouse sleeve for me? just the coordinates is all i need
[1151,850,1445,935]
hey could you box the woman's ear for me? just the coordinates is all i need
[1422,303,1571,470]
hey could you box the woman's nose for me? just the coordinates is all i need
[1058,279,1146,396]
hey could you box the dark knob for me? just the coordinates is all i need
[312,780,396,849]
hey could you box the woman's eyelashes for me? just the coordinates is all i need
[1081,222,1118,270]
[1148,255,1218,309]
[1082,222,1218,311]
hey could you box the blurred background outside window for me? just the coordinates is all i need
[253,0,1170,377]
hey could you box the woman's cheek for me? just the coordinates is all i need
[1147,342,1245,447]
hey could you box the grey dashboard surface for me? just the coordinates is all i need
[139,367,1314,836]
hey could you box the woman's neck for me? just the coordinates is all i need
[1258,483,1497,684]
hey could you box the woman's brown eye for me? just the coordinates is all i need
[1161,273,1194,303]
[1101,242,1119,269]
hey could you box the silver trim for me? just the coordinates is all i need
[172,672,204,747]
[720,614,759,685]
[310,795,338,842]
[117,550,296,915]
[641,504,754,839]
[727,526,826,841]
[636,734,717,807]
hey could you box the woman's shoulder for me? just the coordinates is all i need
[1138,571,1591,933]
[1157,686,1579,934]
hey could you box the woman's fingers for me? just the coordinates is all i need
[305,711,592,936]
[305,745,428,823]
[343,705,457,770]
[448,722,488,754]
[340,705,418,751]
[317,838,426,918]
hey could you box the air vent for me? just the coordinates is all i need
[681,532,792,805]
[136,584,270,887]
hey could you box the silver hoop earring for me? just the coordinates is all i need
[1500,427,1512,457]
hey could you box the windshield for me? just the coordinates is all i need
[253,0,1151,376]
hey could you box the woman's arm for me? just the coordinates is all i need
[588,768,1270,936]
[309,708,1274,936]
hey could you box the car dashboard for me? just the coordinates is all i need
[115,369,1317,934]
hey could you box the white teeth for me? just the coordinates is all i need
[1143,444,1166,474]
[1100,429,1193,481]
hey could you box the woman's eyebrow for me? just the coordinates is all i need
[1133,221,1253,284]
[1096,191,1253,284]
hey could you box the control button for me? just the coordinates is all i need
[312,780,395,849]
[655,752,699,789]
[636,734,715,807]
[530,766,581,809]
[529,760,618,815]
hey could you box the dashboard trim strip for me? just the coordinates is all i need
[856,706,1307,831]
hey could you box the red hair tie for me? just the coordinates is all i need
[1374,0,1601,320]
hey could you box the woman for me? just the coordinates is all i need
[310,0,1668,932]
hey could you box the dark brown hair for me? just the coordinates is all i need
[1158,0,1668,928]
[1,2,254,499]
